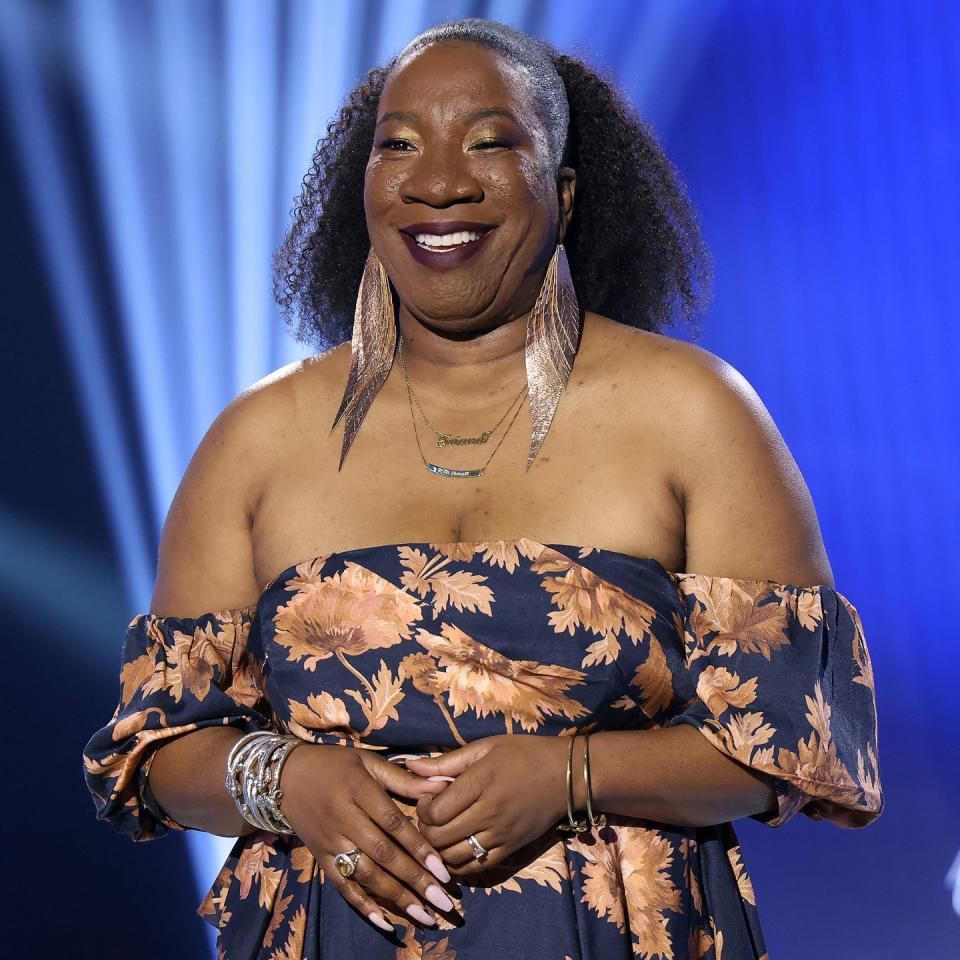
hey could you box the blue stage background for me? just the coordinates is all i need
[1,1,955,956]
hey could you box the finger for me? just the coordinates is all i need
[366,794,453,885]
[403,742,488,778]
[319,848,399,934]
[364,752,449,799]
[328,842,442,929]
[443,831,504,872]
[348,805,457,918]
[324,836,440,929]
[416,793,491,851]
[418,768,484,827]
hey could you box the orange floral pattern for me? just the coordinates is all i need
[83,538,883,960]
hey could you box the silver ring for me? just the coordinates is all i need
[467,834,488,860]
[334,846,362,877]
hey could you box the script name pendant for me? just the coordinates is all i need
[425,463,485,478]
[436,431,492,447]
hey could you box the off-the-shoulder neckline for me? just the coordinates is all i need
[143,537,838,623]
[257,538,678,597]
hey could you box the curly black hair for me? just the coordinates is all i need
[272,22,714,352]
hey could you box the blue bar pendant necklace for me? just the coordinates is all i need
[398,333,528,478]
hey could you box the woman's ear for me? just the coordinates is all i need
[557,166,576,243]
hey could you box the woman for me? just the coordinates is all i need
[82,18,883,960]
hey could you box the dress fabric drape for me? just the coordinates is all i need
[83,538,884,960]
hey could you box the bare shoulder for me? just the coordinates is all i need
[584,311,737,391]
[588,314,834,586]
[581,312,742,432]
[202,341,351,471]
[580,311,688,383]
[149,345,349,617]
[237,341,350,422]
[184,345,348,504]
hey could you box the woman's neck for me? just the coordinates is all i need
[395,305,530,411]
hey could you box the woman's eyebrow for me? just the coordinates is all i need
[376,107,519,128]
[464,107,519,124]
[376,110,418,128]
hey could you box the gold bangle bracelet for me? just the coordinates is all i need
[559,733,590,833]
[583,733,606,828]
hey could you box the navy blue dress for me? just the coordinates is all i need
[82,538,884,959]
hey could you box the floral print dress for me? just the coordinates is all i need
[82,538,884,960]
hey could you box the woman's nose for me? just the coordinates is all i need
[398,147,484,206]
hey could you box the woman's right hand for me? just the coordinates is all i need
[278,743,457,933]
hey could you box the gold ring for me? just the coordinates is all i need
[334,846,362,877]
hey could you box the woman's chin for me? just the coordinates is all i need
[396,306,503,335]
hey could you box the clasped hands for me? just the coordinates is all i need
[403,733,570,877]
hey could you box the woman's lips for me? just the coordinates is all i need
[399,228,496,270]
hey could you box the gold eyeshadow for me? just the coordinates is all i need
[469,128,503,141]
[383,129,419,142]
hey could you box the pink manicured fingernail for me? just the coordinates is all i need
[368,910,394,932]
[425,853,451,883]
[425,884,454,911]
[388,753,428,763]
[406,903,436,925]
[428,775,455,782]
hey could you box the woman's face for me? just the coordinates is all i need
[364,40,575,335]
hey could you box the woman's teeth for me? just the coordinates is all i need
[415,230,483,251]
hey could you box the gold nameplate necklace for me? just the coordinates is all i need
[398,333,527,478]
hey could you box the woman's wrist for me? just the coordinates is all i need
[569,737,588,814]
[222,730,316,835]
[551,734,592,825]
[553,732,610,829]
[276,740,314,831]
[551,737,575,822]
[579,731,612,813]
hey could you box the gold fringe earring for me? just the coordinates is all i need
[524,242,582,470]
[331,247,397,470]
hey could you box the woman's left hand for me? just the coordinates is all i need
[403,734,570,876]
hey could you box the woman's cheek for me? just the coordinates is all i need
[363,160,400,210]
[481,165,555,237]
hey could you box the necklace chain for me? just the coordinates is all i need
[398,334,526,447]
[398,334,528,478]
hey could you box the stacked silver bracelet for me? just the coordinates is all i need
[225,730,303,834]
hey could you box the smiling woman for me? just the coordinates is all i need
[364,40,574,327]
[82,16,883,960]
[273,20,713,350]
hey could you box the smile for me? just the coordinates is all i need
[399,226,497,270]
[413,230,486,251]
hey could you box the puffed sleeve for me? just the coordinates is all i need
[663,573,884,829]
[81,604,275,842]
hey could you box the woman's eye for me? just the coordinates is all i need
[381,139,414,151]
[473,139,510,149]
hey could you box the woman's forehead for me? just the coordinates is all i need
[381,42,534,123]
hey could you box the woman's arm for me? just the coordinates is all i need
[666,340,835,588]
[573,726,778,828]
[144,384,285,837]
[587,342,831,827]
[148,728,256,837]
